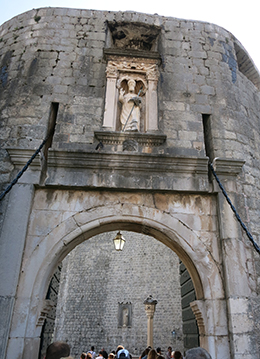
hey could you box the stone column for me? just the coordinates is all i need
[146,65,159,132]
[144,295,157,348]
[103,62,118,130]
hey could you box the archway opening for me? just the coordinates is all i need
[38,229,200,358]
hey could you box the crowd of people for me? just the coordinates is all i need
[43,342,212,359]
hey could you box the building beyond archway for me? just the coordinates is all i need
[38,231,200,359]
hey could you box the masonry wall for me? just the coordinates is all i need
[54,232,183,358]
[1,7,260,359]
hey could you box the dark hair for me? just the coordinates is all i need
[116,346,124,354]
[91,347,95,351]
[173,351,182,359]
[156,348,161,353]
[141,348,150,358]
[46,341,70,359]
[81,354,88,359]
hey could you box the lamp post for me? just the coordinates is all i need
[113,231,126,251]
[144,295,157,348]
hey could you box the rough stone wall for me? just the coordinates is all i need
[54,231,183,357]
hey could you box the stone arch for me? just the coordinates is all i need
[12,203,227,358]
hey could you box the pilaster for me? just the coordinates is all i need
[212,158,256,359]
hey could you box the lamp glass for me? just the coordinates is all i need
[113,231,126,251]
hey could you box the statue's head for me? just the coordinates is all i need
[128,79,136,92]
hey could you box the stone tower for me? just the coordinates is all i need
[0,7,260,359]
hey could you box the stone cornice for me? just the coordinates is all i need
[212,157,245,176]
[103,48,162,62]
[94,130,166,146]
[7,148,207,172]
[7,148,209,191]
[7,149,245,192]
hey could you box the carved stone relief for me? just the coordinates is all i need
[103,56,160,133]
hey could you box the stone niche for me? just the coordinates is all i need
[118,302,132,328]
[101,22,162,138]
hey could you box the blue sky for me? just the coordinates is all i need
[0,0,259,71]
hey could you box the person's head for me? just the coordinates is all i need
[141,347,150,358]
[108,353,115,359]
[128,79,136,93]
[116,346,124,354]
[156,348,161,354]
[87,353,92,359]
[173,351,182,359]
[185,348,212,359]
[91,347,95,352]
[45,341,70,359]
[147,349,157,359]
[81,353,87,359]
[167,347,172,353]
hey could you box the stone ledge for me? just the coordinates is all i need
[212,158,245,176]
[7,148,209,191]
[103,48,162,61]
[94,130,166,147]
[7,150,246,191]
[7,148,206,172]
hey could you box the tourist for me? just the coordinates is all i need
[116,346,124,356]
[108,353,115,359]
[80,353,87,359]
[172,351,182,359]
[117,347,131,359]
[45,341,70,359]
[139,347,150,359]
[96,351,104,359]
[185,347,212,359]
[147,349,157,359]
[88,347,96,359]
[101,348,108,359]
[156,348,162,356]
[165,347,172,359]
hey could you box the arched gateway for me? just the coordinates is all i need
[1,7,260,359]
[10,193,227,358]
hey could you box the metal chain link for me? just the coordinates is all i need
[209,162,260,255]
[0,133,51,201]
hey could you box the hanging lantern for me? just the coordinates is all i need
[113,231,126,251]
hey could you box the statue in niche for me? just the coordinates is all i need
[119,79,142,131]
[118,302,132,328]
[122,307,129,327]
